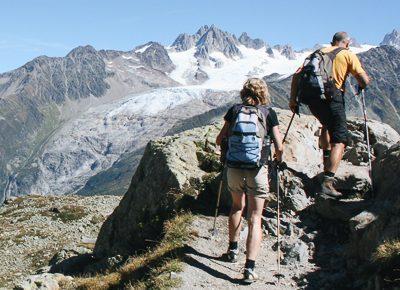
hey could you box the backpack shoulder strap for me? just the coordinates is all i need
[325,47,347,61]
[256,105,270,130]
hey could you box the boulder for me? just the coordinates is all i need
[282,240,310,265]
[15,273,72,290]
[348,144,400,262]
[94,124,225,257]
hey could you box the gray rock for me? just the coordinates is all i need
[314,196,369,221]
[349,210,378,232]
[284,179,310,212]
[15,273,72,290]
[282,241,309,265]
[334,162,372,194]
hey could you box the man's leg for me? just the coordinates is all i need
[319,94,348,198]
[327,142,345,173]
[320,127,332,171]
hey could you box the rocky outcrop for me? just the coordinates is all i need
[380,29,400,49]
[94,123,223,257]
[238,32,265,49]
[349,143,400,259]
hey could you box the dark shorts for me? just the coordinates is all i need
[308,91,348,145]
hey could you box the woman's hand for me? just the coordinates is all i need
[272,125,284,162]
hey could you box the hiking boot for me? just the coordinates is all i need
[319,176,342,198]
[243,268,258,284]
[222,248,239,263]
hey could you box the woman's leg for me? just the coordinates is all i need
[229,191,246,242]
[246,195,265,261]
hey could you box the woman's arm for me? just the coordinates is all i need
[216,121,230,146]
[271,125,284,162]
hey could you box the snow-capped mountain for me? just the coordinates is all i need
[380,29,400,49]
[167,25,374,90]
[1,24,398,202]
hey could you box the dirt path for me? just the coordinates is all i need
[177,215,317,289]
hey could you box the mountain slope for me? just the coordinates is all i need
[0,43,178,203]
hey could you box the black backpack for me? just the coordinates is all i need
[297,47,345,105]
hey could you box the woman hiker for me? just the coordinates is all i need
[216,78,284,283]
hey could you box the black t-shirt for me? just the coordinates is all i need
[224,104,279,136]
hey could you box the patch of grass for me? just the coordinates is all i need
[372,239,400,287]
[74,213,193,290]
[373,239,400,264]
[90,214,106,225]
[54,205,87,223]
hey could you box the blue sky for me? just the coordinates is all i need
[0,0,398,72]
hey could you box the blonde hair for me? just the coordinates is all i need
[240,78,270,106]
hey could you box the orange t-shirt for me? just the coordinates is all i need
[320,46,366,90]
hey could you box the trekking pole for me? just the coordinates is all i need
[283,106,299,144]
[360,89,373,191]
[211,170,224,236]
[274,165,284,281]
[347,80,374,191]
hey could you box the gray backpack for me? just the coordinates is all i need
[297,47,345,104]
[226,105,270,169]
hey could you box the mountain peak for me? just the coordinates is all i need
[238,32,265,49]
[67,45,98,58]
[273,44,296,60]
[380,29,400,49]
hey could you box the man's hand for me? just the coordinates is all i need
[355,84,363,95]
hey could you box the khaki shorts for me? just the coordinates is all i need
[226,165,270,199]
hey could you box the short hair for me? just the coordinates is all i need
[240,78,270,106]
[331,31,350,45]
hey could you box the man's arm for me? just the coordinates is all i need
[348,53,370,89]
[354,72,370,89]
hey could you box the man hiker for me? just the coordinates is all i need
[289,32,370,198]
[216,78,284,283]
